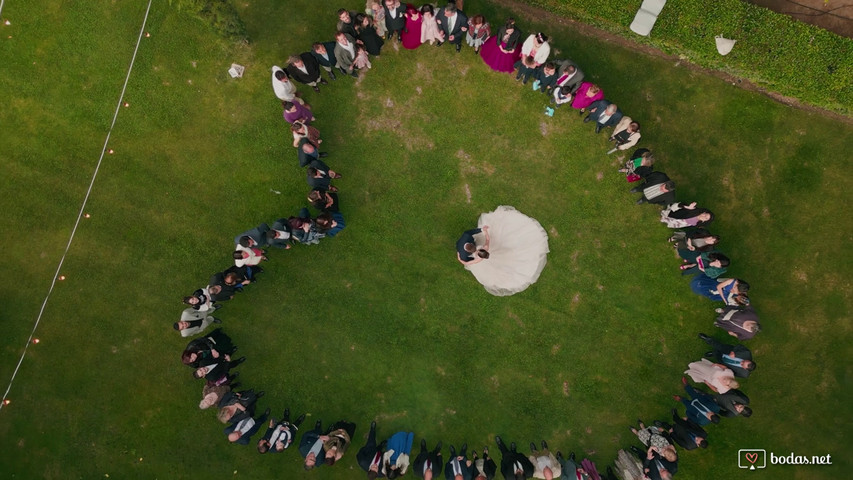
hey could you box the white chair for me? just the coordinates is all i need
[630,0,668,37]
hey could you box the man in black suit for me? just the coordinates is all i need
[445,443,473,479]
[435,2,468,52]
[583,100,622,134]
[698,333,756,378]
[713,389,752,418]
[383,0,406,41]
[337,8,359,38]
[286,53,328,92]
[495,436,533,479]
[631,171,676,205]
[306,159,341,192]
[311,41,340,80]
[657,411,708,450]
[413,438,443,479]
[298,137,328,167]
[265,218,292,249]
[257,408,306,453]
[357,421,387,478]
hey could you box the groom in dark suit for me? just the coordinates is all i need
[435,2,468,52]
[383,0,406,41]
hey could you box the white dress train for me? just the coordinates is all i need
[466,206,549,296]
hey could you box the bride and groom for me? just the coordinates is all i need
[455,205,549,297]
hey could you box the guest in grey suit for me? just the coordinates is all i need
[554,59,584,93]
[334,32,359,77]
[234,223,270,249]
[174,308,220,337]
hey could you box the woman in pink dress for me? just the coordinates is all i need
[401,5,423,50]
[570,82,604,114]
[684,359,739,394]
[420,4,442,45]
[479,18,522,73]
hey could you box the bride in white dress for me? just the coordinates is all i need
[463,205,549,296]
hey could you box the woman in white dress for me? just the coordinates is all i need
[464,205,549,296]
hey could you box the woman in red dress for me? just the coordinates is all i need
[479,18,522,73]
[401,5,423,50]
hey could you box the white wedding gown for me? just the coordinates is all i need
[466,206,550,296]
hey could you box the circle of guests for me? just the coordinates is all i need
[174,2,763,479]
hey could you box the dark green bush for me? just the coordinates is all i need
[169,0,248,43]
[519,0,852,115]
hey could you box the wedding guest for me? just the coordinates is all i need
[660,202,714,229]
[479,18,521,72]
[356,13,386,56]
[421,4,443,46]
[532,62,557,94]
[286,53,328,92]
[282,100,315,125]
[691,276,750,306]
[435,2,468,53]
[402,5,423,49]
[465,14,490,53]
[680,251,730,278]
[570,82,602,114]
[337,8,359,38]
[714,304,761,340]
[554,59,584,93]
[334,32,360,78]
[631,171,675,205]
[354,44,372,71]
[291,120,322,148]
[583,100,622,134]
[174,307,220,337]
[514,33,550,84]
[383,431,414,477]
[684,359,740,394]
[366,0,388,38]
[607,117,641,153]
[669,228,719,262]
[311,41,340,80]
[225,408,270,445]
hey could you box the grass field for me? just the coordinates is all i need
[0,0,850,478]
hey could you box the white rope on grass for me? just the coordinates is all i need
[0,0,154,413]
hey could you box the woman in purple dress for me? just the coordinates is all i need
[401,5,423,50]
[479,18,521,73]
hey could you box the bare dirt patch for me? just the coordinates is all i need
[457,149,497,175]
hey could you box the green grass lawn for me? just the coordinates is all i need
[0,0,850,478]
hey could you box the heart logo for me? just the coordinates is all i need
[745,452,759,464]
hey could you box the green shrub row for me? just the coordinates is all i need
[168,0,248,43]
[519,0,852,115]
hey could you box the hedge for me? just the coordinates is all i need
[519,0,852,115]
[168,0,249,43]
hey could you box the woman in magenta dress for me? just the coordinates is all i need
[570,82,604,114]
[401,5,423,50]
[479,18,522,73]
